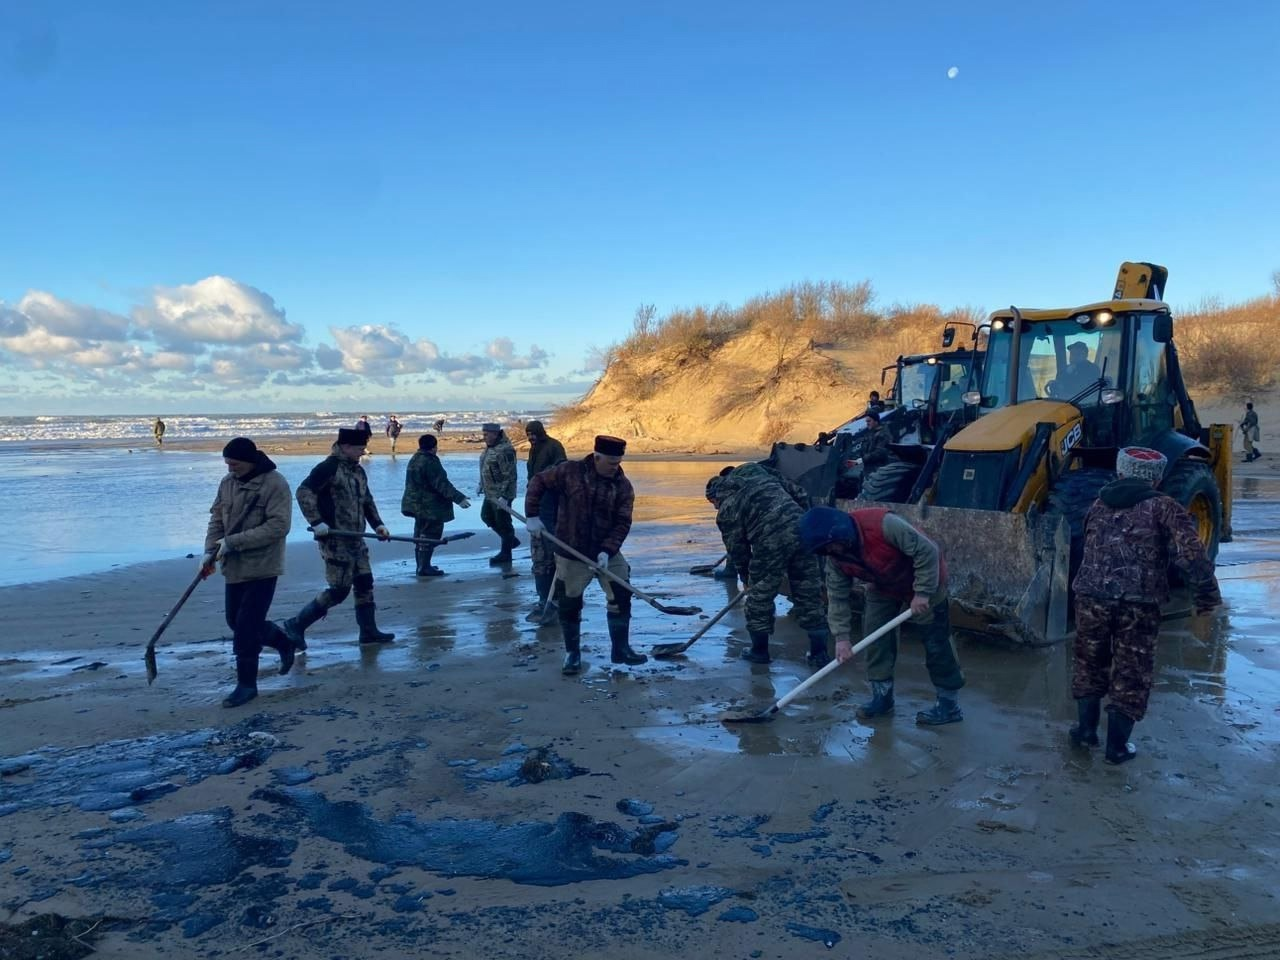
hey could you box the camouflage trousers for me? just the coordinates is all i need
[1072,595,1161,721]
[530,493,560,578]
[745,533,826,636]
[314,543,375,610]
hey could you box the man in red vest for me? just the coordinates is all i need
[799,505,965,725]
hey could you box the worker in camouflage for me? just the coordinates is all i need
[860,411,892,481]
[280,428,396,650]
[478,423,520,566]
[706,462,830,667]
[1070,447,1221,764]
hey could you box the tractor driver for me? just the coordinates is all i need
[1051,342,1103,400]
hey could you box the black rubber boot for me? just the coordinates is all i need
[262,623,295,676]
[222,655,258,708]
[415,544,435,576]
[806,630,831,668]
[1069,696,1102,747]
[488,546,513,566]
[856,680,895,719]
[608,615,647,666]
[1105,708,1137,764]
[355,603,395,644]
[713,558,739,581]
[741,630,771,664]
[916,698,963,725]
[526,572,557,623]
[281,599,326,652]
[560,597,583,675]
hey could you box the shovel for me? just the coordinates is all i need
[722,609,913,723]
[498,502,701,616]
[308,528,475,547]
[689,553,727,576]
[144,560,215,684]
[651,589,747,659]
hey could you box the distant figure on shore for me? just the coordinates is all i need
[385,415,403,454]
[433,418,445,435]
[1241,402,1261,462]
[203,437,294,708]
[354,415,373,441]
[153,417,166,445]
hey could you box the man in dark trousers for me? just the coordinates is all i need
[1070,447,1221,763]
[478,422,519,565]
[706,463,829,667]
[800,504,965,725]
[524,420,567,623]
[203,437,293,707]
[281,427,395,650]
[401,434,470,576]
[385,415,403,455]
[524,435,646,674]
[153,417,166,445]
[1240,402,1260,462]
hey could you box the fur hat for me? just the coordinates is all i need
[1115,447,1167,484]
[594,435,626,456]
[418,434,437,451]
[481,422,501,433]
[222,437,258,462]
[337,427,369,446]
[798,506,858,554]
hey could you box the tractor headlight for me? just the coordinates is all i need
[992,319,1007,331]
[962,391,982,406]
[1101,388,1124,404]
[1095,310,1114,326]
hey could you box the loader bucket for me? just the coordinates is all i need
[836,500,1071,646]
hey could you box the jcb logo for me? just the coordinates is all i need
[1060,422,1082,457]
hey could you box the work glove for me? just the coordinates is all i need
[459,498,472,509]
[215,538,229,562]
[526,516,545,537]
[375,525,391,541]
[200,550,217,572]
[311,522,330,539]
[496,497,510,510]
[596,551,610,568]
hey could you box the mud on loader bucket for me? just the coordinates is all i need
[841,500,1071,646]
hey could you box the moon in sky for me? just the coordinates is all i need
[947,66,959,79]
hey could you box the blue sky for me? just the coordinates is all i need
[2,0,1277,414]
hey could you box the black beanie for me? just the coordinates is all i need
[222,437,259,462]
[594,435,626,456]
[337,427,368,446]
[526,420,546,437]
[418,434,437,451]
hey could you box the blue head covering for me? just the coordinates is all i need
[798,506,858,554]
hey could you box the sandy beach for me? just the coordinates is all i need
[1,466,1278,959]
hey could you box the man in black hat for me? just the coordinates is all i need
[281,428,395,649]
[203,437,294,707]
[478,422,519,565]
[524,435,647,673]
[524,420,567,623]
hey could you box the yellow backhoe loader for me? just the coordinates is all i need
[842,263,1233,645]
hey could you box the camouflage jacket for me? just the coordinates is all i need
[862,426,892,471]
[714,463,809,575]
[401,450,467,523]
[1073,479,1221,607]
[525,455,634,558]
[297,448,385,559]
[479,434,518,501]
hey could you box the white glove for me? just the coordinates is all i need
[311,522,330,539]
[200,550,217,570]
[214,538,229,561]
[526,516,545,537]
[459,498,472,509]
[374,525,391,541]
[597,551,610,567]
[496,497,510,510]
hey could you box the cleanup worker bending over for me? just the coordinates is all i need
[800,505,964,725]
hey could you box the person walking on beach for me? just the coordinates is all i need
[385,415,403,455]
[524,420,567,623]
[706,463,829,667]
[1069,447,1221,763]
[354,415,373,441]
[281,428,395,650]
[401,434,470,576]
[153,417,166,446]
[203,437,294,708]
[1241,402,1261,462]
[800,504,965,725]
[478,422,519,566]
[524,435,647,674]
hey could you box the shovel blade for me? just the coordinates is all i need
[650,643,689,660]
[144,647,158,685]
[720,710,774,725]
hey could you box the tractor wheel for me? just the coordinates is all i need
[858,459,922,503]
[1045,466,1115,578]
[1159,460,1222,561]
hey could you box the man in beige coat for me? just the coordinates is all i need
[203,437,294,707]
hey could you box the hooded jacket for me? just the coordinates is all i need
[204,453,292,584]
[1072,479,1220,607]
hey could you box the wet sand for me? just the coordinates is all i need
[1,470,1278,959]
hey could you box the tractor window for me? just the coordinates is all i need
[982,320,1121,410]
[936,362,970,412]
[897,363,939,409]
[1132,312,1174,441]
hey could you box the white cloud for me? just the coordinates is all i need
[135,276,304,349]
[485,337,549,371]
[16,291,131,340]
